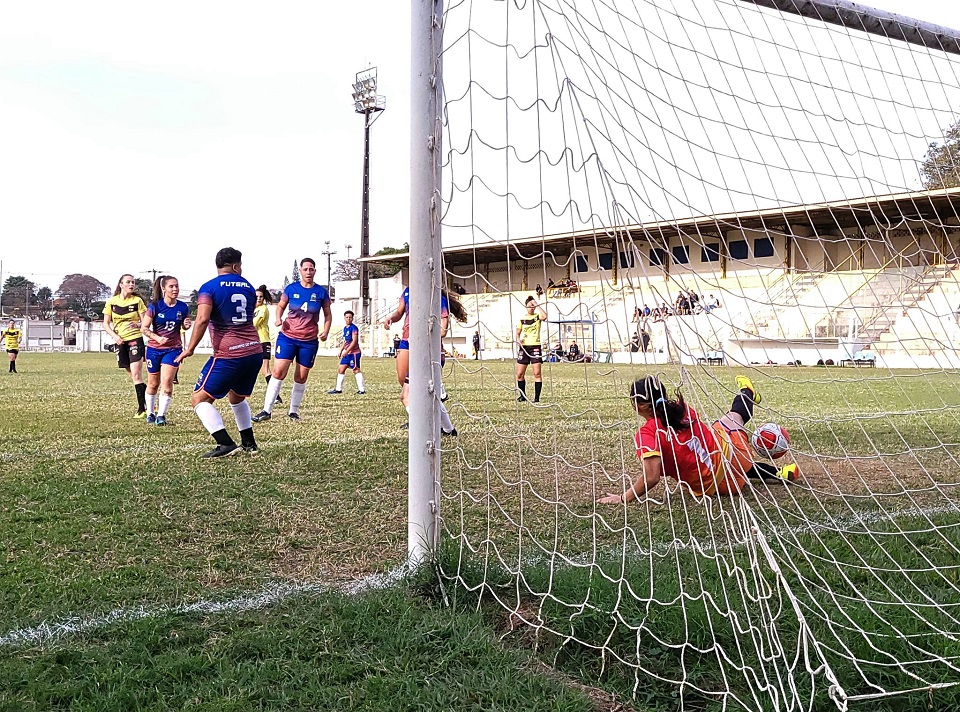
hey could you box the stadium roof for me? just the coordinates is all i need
[359,187,960,269]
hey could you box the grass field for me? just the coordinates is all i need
[1,353,959,710]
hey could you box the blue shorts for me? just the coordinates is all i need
[275,332,319,369]
[339,353,362,370]
[194,353,263,399]
[397,340,409,351]
[146,346,182,374]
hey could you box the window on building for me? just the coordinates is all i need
[649,248,668,266]
[701,242,720,262]
[619,250,635,269]
[754,237,775,258]
[598,252,614,270]
[672,245,690,264]
[729,240,749,260]
[574,254,589,273]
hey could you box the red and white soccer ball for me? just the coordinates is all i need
[751,422,790,459]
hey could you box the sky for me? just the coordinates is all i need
[1,0,960,294]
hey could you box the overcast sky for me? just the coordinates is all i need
[1,0,960,293]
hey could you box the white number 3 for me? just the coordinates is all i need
[231,294,248,324]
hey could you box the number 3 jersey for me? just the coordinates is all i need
[197,275,262,358]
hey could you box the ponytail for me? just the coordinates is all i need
[630,376,689,431]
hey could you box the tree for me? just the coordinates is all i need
[134,278,153,303]
[57,274,110,317]
[291,259,300,285]
[332,258,360,282]
[1,275,37,314]
[921,118,960,189]
[36,286,55,319]
[368,243,410,278]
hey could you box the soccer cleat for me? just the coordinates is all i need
[735,375,762,404]
[201,443,242,459]
[518,395,527,402]
[287,412,301,422]
[145,413,156,425]
[441,428,458,437]
[275,395,283,404]
[155,416,167,427]
[356,390,366,395]
[242,444,260,455]
[400,421,409,430]
[134,410,147,419]
[776,463,799,482]
[328,389,342,394]
[251,410,271,423]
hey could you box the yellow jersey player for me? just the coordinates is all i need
[515,295,548,402]
[4,320,23,373]
[103,274,148,417]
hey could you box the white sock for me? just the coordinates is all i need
[355,373,365,392]
[336,373,346,391]
[194,401,225,435]
[439,402,454,432]
[439,380,447,400]
[263,377,284,413]
[145,393,157,415]
[158,394,172,417]
[290,382,307,414]
[230,400,253,431]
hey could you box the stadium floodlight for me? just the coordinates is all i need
[321,241,337,296]
[352,67,386,326]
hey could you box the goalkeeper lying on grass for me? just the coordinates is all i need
[598,375,798,504]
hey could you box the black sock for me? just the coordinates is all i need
[135,382,147,411]
[534,381,542,401]
[518,380,527,397]
[9,362,13,373]
[212,429,235,447]
[745,462,779,480]
[265,375,271,385]
[730,389,754,423]
[240,427,256,448]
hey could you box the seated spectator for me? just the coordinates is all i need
[567,341,581,361]
[704,294,720,313]
[535,283,544,299]
[642,304,651,317]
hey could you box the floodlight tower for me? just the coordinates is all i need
[352,67,386,325]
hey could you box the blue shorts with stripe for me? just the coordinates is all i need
[275,332,319,369]
[146,346,183,374]
[194,353,263,399]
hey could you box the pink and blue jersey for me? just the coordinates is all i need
[342,323,360,355]
[197,275,262,358]
[146,300,190,349]
[281,283,330,342]
[401,287,449,341]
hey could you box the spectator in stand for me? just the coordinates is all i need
[567,341,581,362]
[643,304,651,317]
[632,307,642,324]
[705,294,720,313]
[629,332,641,352]
[535,284,544,299]
[641,328,651,353]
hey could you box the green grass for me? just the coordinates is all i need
[1,353,959,710]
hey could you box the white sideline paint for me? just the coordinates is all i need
[2,501,955,649]
[0,567,406,648]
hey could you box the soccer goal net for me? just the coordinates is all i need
[417,0,960,709]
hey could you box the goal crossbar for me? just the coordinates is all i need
[740,0,960,55]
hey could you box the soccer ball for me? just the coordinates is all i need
[751,422,790,459]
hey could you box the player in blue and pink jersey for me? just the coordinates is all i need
[382,285,466,434]
[328,310,365,395]
[140,275,192,426]
[175,247,263,458]
[253,257,332,422]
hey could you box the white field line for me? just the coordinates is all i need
[0,567,406,649]
[2,501,956,649]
